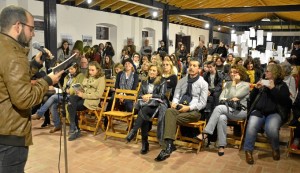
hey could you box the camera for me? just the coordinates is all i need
[176,104,183,110]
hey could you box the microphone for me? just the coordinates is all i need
[32,42,54,61]
[64,62,77,73]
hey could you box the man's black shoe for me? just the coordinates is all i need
[154,150,170,162]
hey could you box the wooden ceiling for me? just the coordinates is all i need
[57,0,300,32]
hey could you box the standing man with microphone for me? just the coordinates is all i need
[0,5,63,172]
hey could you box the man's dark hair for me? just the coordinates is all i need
[206,60,216,66]
[0,5,27,33]
[190,59,201,68]
[293,40,300,45]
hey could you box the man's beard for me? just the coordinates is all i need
[17,29,30,47]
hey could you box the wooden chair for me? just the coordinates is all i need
[105,78,115,88]
[78,87,110,135]
[104,89,138,140]
[287,126,300,156]
[175,120,206,154]
[227,119,247,150]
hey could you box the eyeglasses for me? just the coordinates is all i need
[20,22,35,32]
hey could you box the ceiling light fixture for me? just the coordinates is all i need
[261,18,271,22]
[205,23,209,28]
[152,11,158,18]
[231,29,235,34]
[87,0,92,4]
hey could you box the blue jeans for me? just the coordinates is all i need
[243,113,282,151]
[36,94,63,128]
[0,144,28,173]
[204,105,247,147]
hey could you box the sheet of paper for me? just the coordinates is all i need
[266,32,272,41]
[257,30,264,45]
[266,42,273,50]
[250,28,255,38]
[252,40,257,48]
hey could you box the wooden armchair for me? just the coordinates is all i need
[78,87,110,135]
[175,120,206,154]
[104,89,138,140]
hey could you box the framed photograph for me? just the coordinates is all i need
[96,26,109,40]
[34,21,44,31]
[169,40,173,47]
[61,34,73,46]
[82,35,92,46]
[142,31,148,38]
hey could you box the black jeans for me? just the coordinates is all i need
[67,95,86,131]
[132,106,157,140]
[0,144,28,173]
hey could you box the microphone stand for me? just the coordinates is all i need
[58,83,68,173]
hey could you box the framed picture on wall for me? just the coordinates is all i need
[96,26,109,40]
[82,35,92,46]
[142,31,148,38]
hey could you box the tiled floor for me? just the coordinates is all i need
[25,120,300,173]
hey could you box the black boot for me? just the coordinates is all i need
[154,139,175,162]
[125,129,137,143]
[140,140,149,154]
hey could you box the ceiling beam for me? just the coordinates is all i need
[110,2,128,12]
[60,0,69,3]
[120,5,137,13]
[75,0,85,6]
[226,21,300,27]
[129,7,145,15]
[89,0,105,8]
[169,5,300,15]
[100,0,118,10]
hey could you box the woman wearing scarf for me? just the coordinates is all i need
[106,59,139,112]
[126,64,168,155]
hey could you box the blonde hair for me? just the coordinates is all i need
[146,64,163,85]
[162,59,175,77]
[267,64,284,81]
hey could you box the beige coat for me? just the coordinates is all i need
[81,76,105,110]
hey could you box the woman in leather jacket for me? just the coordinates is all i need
[243,64,292,165]
[126,64,168,155]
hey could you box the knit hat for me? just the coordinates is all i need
[123,58,137,71]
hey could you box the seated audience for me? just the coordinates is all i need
[195,65,249,156]
[67,61,105,141]
[154,60,208,162]
[243,64,292,164]
[140,39,152,57]
[138,61,150,81]
[244,58,260,84]
[289,90,300,150]
[106,59,139,112]
[202,61,224,113]
[32,64,85,133]
[162,60,178,101]
[126,64,168,154]
[280,61,296,103]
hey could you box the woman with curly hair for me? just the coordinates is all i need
[195,65,250,156]
[244,64,292,164]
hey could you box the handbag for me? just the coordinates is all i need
[179,94,192,106]
[219,100,245,111]
[135,98,160,110]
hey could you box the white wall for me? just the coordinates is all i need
[3,0,212,62]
